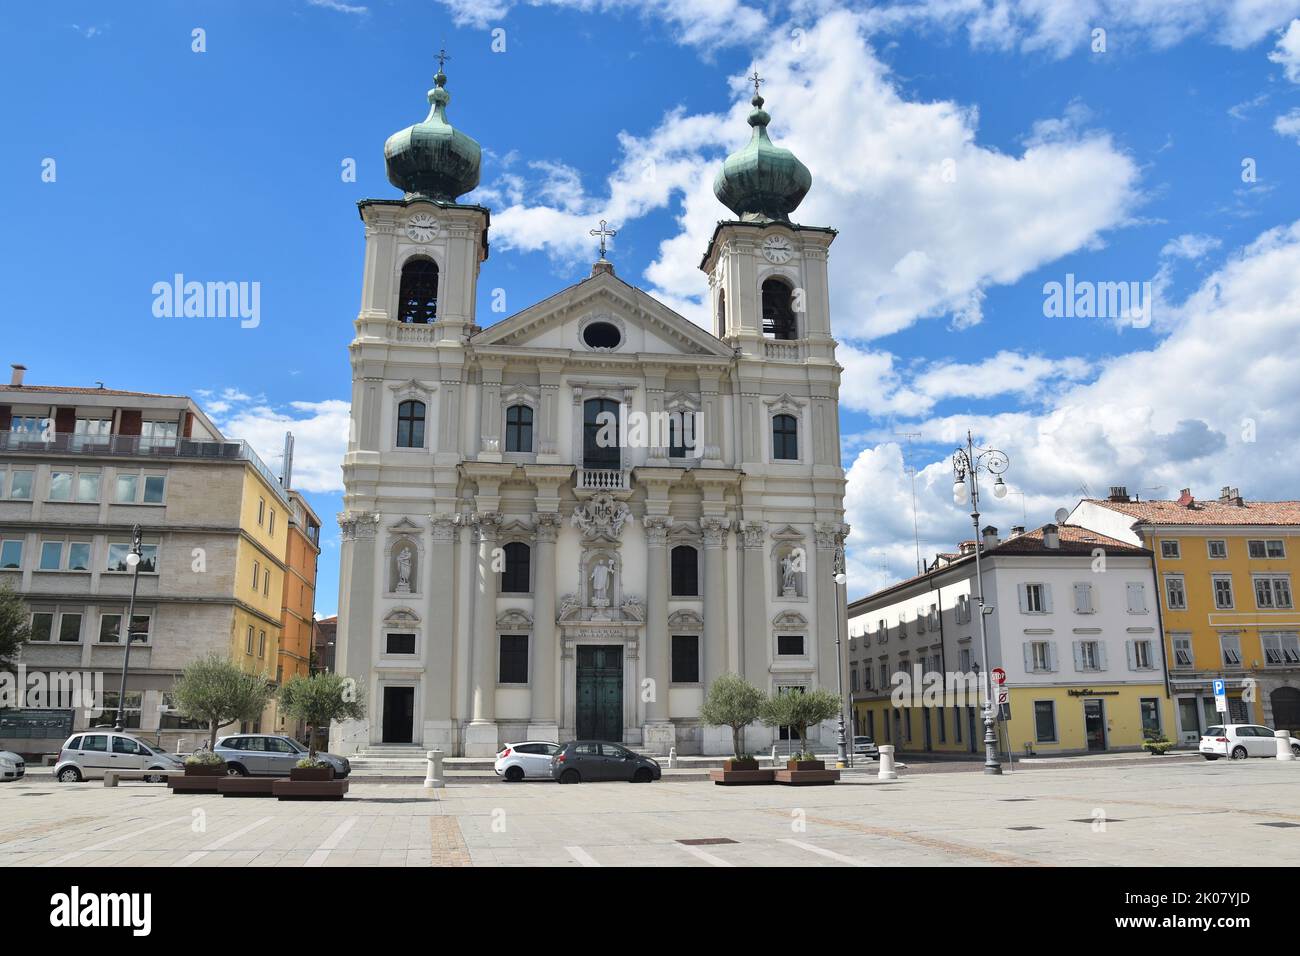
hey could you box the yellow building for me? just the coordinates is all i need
[1070,487,1300,741]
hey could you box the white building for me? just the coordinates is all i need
[332,66,848,756]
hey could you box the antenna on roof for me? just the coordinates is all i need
[281,432,295,489]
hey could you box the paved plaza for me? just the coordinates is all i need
[2,759,1298,867]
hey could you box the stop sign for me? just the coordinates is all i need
[991,667,1007,685]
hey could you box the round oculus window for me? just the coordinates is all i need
[582,321,621,349]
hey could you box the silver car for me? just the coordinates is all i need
[214,734,350,778]
[0,750,24,782]
[54,732,183,783]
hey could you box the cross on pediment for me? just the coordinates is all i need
[589,219,617,261]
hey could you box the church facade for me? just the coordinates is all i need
[332,64,849,756]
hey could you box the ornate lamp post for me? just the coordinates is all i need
[112,524,144,733]
[833,545,849,769]
[951,432,1009,775]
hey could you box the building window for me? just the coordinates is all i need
[1254,576,1293,609]
[1126,581,1148,613]
[268,509,276,536]
[1075,640,1103,671]
[101,691,142,730]
[385,632,417,655]
[499,635,529,683]
[115,474,138,503]
[582,398,621,470]
[670,545,699,596]
[761,277,797,340]
[1130,639,1154,670]
[1247,539,1286,559]
[1220,633,1242,667]
[1027,641,1051,672]
[581,321,621,349]
[396,400,426,449]
[397,258,439,324]
[1262,632,1300,666]
[959,648,972,672]
[777,634,805,656]
[39,541,63,571]
[1165,575,1186,610]
[8,470,33,500]
[263,569,271,596]
[1172,635,1194,668]
[1020,583,1049,613]
[98,612,151,644]
[1207,539,1227,559]
[246,625,255,654]
[667,412,693,459]
[1073,582,1094,613]
[879,662,889,690]
[252,560,260,589]
[716,289,726,337]
[772,413,798,461]
[48,471,72,501]
[140,420,178,451]
[500,542,531,593]
[505,404,533,453]
[956,594,970,623]
[1140,698,1162,735]
[671,635,700,683]
[29,611,53,641]
[1160,540,1180,559]
[57,612,82,643]
[106,543,157,573]
[1034,700,1057,743]
[67,542,90,571]
[258,630,266,658]
[75,472,101,502]
[850,667,860,693]
[0,539,23,570]
[257,497,265,525]
[1212,575,1234,609]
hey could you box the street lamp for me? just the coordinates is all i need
[112,524,144,733]
[952,432,1011,775]
[833,545,849,769]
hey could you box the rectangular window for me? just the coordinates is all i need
[106,543,157,573]
[499,635,529,683]
[245,625,254,654]
[258,630,266,658]
[1030,641,1050,672]
[9,470,33,500]
[1213,576,1234,609]
[671,635,700,683]
[1207,539,1227,559]
[101,691,142,730]
[263,569,270,596]
[115,474,139,503]
[1079,640,1100,670]
[268,510,276,536]
[1248,539,1286,558]
[48,471,72,501]
[385,632,417,655]
[1132,640,1153,669]
[1172,635,1194,668]
[956,594,970,623]
[258,498,265,525]
[99,613,151,644]
[1220,633,1242,667]
[777,634,805,656]
[1165,575,1186,609]
[29,612,53,641]
[1262,633,1300,666]
[1160,540,1180,559]
[67,542,91,571]
[959,648,972,672]
[252,561,260,589]
[58,612,82,643]
[74,418,112,439]
[1023,583,1047,613]
[1126,582,1147,613]
[879,662,889,690]
[1254,576,1293,609]
[1034,700,1057,743]
[75,472,100,502]
[140,420,178,450]
[0,539,22,569]
[39,541,63,571]
[143,475,166,503]
[1140,698,1162,735]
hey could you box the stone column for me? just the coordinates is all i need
[701,516,731,755]
[465,510,501,756]
[741,521,770,691]
[527,512,562,741]
[423,514,458,751]
[643,517,675,753]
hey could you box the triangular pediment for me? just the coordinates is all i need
[471,270,732,359]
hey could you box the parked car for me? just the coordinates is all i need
[1200,724,1300,760]
[550,741,661,784]
[214,734,350,778]
[496,741,562,781]
[852,736,880,760]
[54,732,183,782]
[0,750,24,782]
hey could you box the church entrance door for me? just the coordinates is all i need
[575,645,622,741]
[382,686,414,744]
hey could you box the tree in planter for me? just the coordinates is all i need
[278,672,366,763]
[699,674,767,760]
[171,654,274,750]
[761,688,842,760]
[0,583,30,673]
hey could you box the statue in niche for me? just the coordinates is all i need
[781,551,800,597]
[396,547,413,594]
[590,558,614,606]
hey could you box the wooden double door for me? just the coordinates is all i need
[575,645,622,741]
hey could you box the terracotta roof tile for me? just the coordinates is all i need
[0,385,188,400]
[1085,498,1300,526]
[991,525,1146,555]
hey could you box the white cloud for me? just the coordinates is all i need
[306,0,368,14]
[1160,233,1223,260]
[202,392,351,494]
[1275,107,1300,142]
[1270,18,1300,80]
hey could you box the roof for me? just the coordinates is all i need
[1085,498,1300,527]
[0,384,189,399]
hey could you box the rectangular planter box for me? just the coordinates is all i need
[289,766,335,782]
[168,775,221,794]
[217,776,276,798]
[709,768,776,786]
[786,760,826,772]
[774,768,840,786]
[723,759,760,772]
[272,778,349,801]
[184,764,225,777]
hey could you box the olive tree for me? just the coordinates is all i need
[699,673,767,759]
[761,688,842,759]
[278,672,366,760]
[172,655,274,750]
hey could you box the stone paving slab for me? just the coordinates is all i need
[1,760,1297,867]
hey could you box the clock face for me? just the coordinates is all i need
[405,213,440,243]
[761,235,794,264]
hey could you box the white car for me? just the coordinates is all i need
[495,741,562,781]
[852,736,880,760]
[1200,723,1300,760]
[0,750,24,782]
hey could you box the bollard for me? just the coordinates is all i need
[877,744,898,781]
[668,746,678,769]
[770,745,778,767]
[424,749,445,789]
[1275,730,1296,761]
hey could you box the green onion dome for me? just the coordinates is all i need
[712,93,811,222]
[384,68,481,202]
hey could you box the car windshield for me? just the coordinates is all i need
[283,738,306,753]
[854,737,873,743]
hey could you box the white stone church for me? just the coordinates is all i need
[332,63,849,756]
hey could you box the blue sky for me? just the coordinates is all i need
[6,0,1300,614]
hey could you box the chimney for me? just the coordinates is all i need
[1010,524,1025,537]
[9,364,26,387]
[981,525,1000,550]
[1176,488,1195,508]
[1218,486,1244,506]
[1042,523,1061,549]
[1107,486,1130,502]
[958,540,978,556]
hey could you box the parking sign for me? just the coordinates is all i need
[1213,678,1228,714]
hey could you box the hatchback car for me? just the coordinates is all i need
[214,734,350,777]
[0,750,24,782]
[1200,723,1300,760]
[496,741,562,781]
[54,732,183,782]
[550,741,661,784]
[852,736,880,760]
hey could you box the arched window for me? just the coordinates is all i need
[716,289,727,337]
[583,398,621,470]
[505,404,533,453]
[772,413,798,460]
[670,545,699,596]
[396,400,426,448]
[397,258,439,324]
[501,541,531,593]
[761,278,797,340]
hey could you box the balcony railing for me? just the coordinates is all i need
[764,339,807,361]
[0,432,288,503]
[577,467,630,491]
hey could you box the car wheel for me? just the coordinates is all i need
[1230,745,1248,760]
[504,765,525,782]
[1292,743,1300,757]
[57,767,82,783]
[1202,755,1219,761]
[225,763,249,777]
[559,769,580,785]
[632,767,653,783]
[144,772,164,783]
